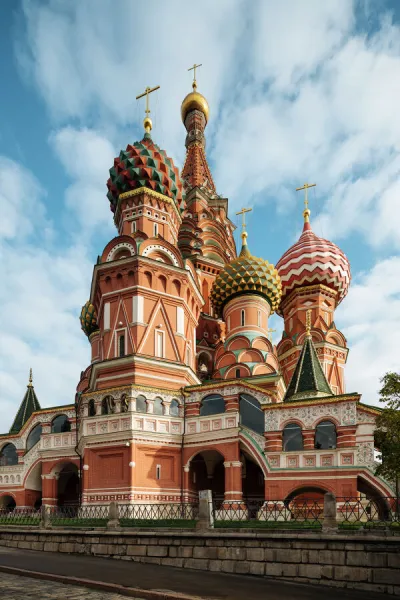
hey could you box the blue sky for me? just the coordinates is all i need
[1,0,399,431]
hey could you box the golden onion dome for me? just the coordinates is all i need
[181,82,209,124]
[210,234,282,316]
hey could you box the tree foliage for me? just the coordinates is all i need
[374,372,400,496]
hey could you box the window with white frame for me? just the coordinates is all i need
[154,223,158,236]
[257,310,261,327]
[104,302,110,330]
[176,306,184,335]
[155,330,164,358]
[241,309,245,327]
[131,221,137,233]
[156,464,161,480]
[186,344,191,367]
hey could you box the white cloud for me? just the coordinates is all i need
[0,157,93,431]
[337,256,400,405]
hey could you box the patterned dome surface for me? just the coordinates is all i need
[211,240,282,315]
[80,301,99,337]
[107,133,184,213]
[276,221,351,308]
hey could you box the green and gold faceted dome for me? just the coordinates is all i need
[80,301,99,337]
[211,235,282,316]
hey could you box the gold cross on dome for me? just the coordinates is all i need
[267,328,276,342]
[296,182,316,211]
[136,85,160,117]
[188,63,202,88]
[236,207,252,233]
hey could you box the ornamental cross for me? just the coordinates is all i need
[267,328,276,342]
[305,309,312,336]
[296,182,316,210]
[136,85,160,117]
[28,368,33,387]
[188,63,202,86]
[236,207,252,233]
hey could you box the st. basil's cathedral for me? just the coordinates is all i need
[0,72,391,512]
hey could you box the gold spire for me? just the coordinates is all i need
[28,368,33,387]
[305,309,312,336]
[136,85,160,134]
[296,182,316,223]
[181,64,209,123]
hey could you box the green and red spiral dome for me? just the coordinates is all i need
[107,133,184,213]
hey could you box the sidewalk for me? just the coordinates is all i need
[0,546,387,600]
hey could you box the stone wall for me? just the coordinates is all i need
[0,528,399,595]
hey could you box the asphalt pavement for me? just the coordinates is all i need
[0,545,387,600]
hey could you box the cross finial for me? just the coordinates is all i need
[188,63,202,90]
[305,309,312,336]
[236,207,252,247]
[296,182,316,224]
[267,328,276,342]
[28,368,33,387]
[136,85,160,134]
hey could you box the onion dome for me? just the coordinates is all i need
[80,301,99,337]
[211,232,282,316]
[181,80,209,124]
[276,209,351,310]
[106,133,184,213]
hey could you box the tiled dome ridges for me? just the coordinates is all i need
[80,301,99,337]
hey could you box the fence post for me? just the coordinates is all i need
[196,490,214,529]
[40,505,51,529]
[322,492,337,532]
[107,501,120,529]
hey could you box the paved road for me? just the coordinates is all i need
[0,546,387,600]
[0,572,140,599]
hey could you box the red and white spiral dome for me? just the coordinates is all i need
[276,213,351,312]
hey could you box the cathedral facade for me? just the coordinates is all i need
[0,79,392,512]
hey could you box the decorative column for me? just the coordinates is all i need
[221,461,246,510]
[163,400,171,416]
[41,474,58,506]
[224,394,239,412]
[95,399,102,416]
[336,425,357,448]
[265,431,282,452]
[302,430,315,450]
[185,401,200,417]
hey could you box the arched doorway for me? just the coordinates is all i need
[0,494,16,511]
[189,450,225,508]
[240,450,265,517]
[57,464,79,506]
[285,486,326,520]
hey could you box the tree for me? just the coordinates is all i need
[374,372,400,502]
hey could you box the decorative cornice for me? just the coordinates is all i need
[117,187,182,223]
[264,393,360,410]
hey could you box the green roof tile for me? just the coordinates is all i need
[9,370,41,434]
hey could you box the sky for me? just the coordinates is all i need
[0,0,399,432]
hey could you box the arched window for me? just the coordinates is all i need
[0,443,18,466]
[200,394,225,416]
[241,310,245,327]
[239,393,264,435]
[26,424,42,451]
[136,395,147,413]
[120,394,129,413]
[101,396,115,415]
[283,423,303,451]
[88,399,96,417]
[153,397,164,415]
[170,399,179,416]
[315,421,337,449]
[119,335,125,357]
[51,415,71,433]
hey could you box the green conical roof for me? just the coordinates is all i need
[284,333,333,402]
[9,369,41,433]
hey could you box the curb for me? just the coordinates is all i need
[0,565,206,600]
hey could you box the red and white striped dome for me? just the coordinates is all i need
[276,219,351,310]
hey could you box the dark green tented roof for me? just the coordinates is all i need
[284,334,333,402]
[9,370,41,433]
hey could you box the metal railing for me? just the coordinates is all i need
[213,498,323,529]
[48,504,109,527]
[119,503,199,527]
[0,507,41,526]
[337,496,400,529]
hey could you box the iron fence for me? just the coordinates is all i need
[0,507,41,526]
[48,504,109,527]
[213,498,323,529]
[119,503,199,527]
[336,496,400,529]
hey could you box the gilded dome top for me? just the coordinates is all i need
[106,133,184,213]
[210,236,282,316]
[80,301,99,338]
[181,82,209,124]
